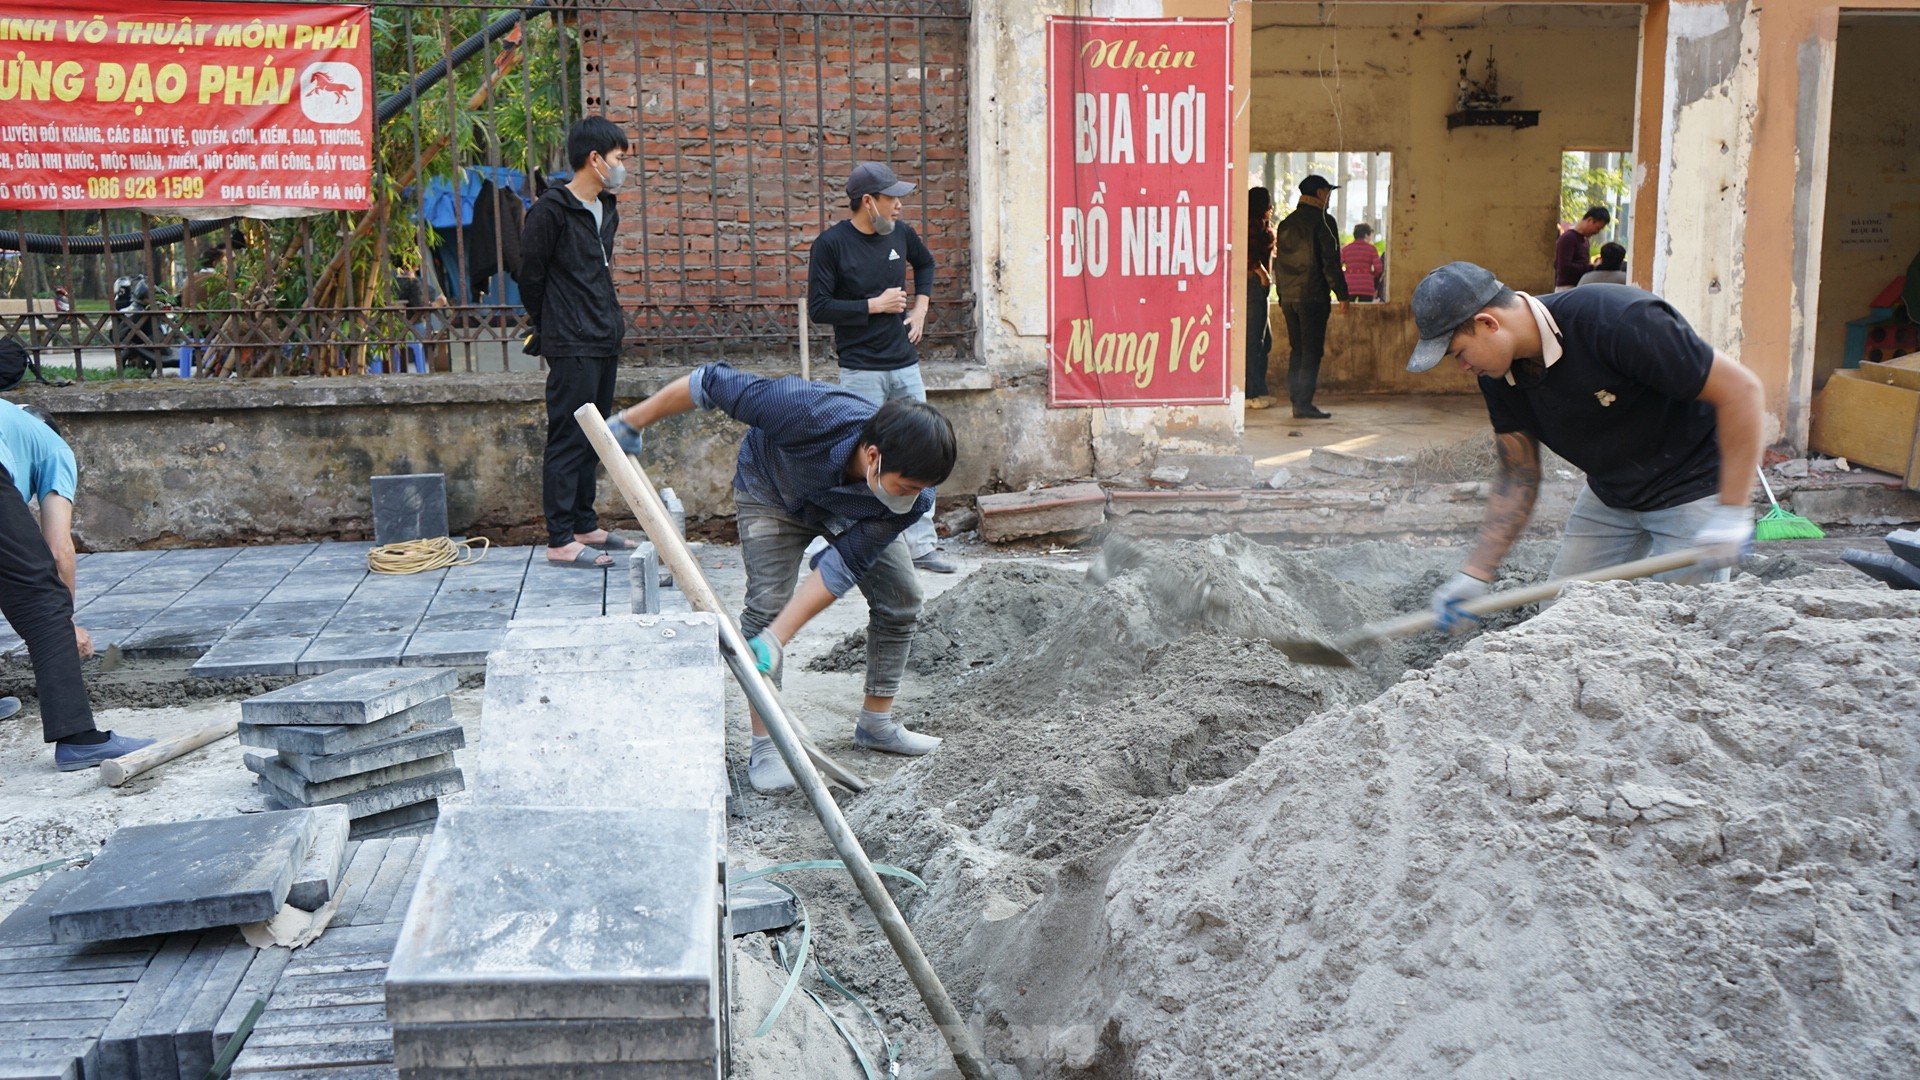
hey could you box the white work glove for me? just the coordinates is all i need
[607,413,645,456]
[1692,503,1755,570]
[1431,570,1491,632]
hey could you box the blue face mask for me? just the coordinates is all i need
[866,453,919,514]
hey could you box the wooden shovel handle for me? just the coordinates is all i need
[100,718,238,787]
[1343,547,1709,647]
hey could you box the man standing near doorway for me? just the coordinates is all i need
[520,116,631,570]
[806,162,957,574]
[1273,174,1352,419]
[1404,261,1764,629]
[1554,206,1610,292]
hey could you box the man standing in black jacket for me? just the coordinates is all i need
[1272,174,1351,419]
[519,117,631,570]
[806,163,956,574]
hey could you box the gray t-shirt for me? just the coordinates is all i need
[583,195,603,236]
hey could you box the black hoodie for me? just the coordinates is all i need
[517,184,625,358]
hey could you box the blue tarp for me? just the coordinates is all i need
[413,166,531,228]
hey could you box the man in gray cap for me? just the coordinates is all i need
[806,162,954,572]
[1404,263,1765,628]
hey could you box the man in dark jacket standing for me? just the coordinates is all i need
[1272,174,1351,419]
[519,116,630,570]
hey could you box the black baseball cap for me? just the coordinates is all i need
[1298,174,1339,195]
[1407,262,1507,373]
[847,162,916,199]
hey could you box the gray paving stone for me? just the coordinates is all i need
[288,806,353,911]
[231,1039,395,1072]
[79,551,165,571]
[280,724,465,784]
[155,548,239,569]
[246,752,459,805]
[296,634,412,674]
[221,621,322,643]
[372,474,451,546]
[0,1054,79,1079]
[118,623,225,660]
[257,769,465,821]
[311,842,391,930]
[390,1016,715,1068]
[47,811,318,944]
[344,837,423,928]
[190,638,310,678]
[242,669,459,726]
[77,593,179,620]
[726,879,799,937]
[233,599,342,628]
[494,613,717,659]
[401,630,506,667]
[239,697,453,756]
[0,868,95,946]
[629,544,662,614]
[384,806,721,1026]
[319,611,425,637]
[211,946,291,1056]
[392,1058,712,1078]
[264,579,365,605]
[413,608,511,632]
[138,928,254,1079]
[347,800,441,842]
[94,932,197,1077]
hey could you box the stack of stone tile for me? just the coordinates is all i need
[386,614,729,1077]
[0,806,355,1079]
[240,668,465,839]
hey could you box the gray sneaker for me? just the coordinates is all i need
[854,719,942,756]
[55,731,156,772]
[912,550,960,574]
[747,735,796,793]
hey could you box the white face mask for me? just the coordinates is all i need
[866,452,919,513]
[596,157,627,193]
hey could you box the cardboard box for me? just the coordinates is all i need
[1810,368,1920,487]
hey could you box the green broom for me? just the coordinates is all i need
[1754,467,1825,540]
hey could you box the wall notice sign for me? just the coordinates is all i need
[1841,214,1892,250]
[1047,17,1232,407]
[0,0,373,215]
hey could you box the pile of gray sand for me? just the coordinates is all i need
[1026,573,1920,1078]
[809,562,1087,678]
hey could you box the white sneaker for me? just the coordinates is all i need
[747,735,796,792]
[853,718,942,756]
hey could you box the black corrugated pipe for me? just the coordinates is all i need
[0,0,555,255]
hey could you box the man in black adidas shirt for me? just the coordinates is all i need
[1405,261,1765,627]
[808,162,956,573]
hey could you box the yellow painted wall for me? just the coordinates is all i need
[1812,17,1920,389]
[1249,4,1639,393]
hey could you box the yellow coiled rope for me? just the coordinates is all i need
[366,536,490,575]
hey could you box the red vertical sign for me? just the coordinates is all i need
[0,0,373,214]
[1048,18,1232,408]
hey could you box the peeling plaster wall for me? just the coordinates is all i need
[971,0,1247,477]
[1811,18,1920,390]
[1249,4,1638,394]
[1655,0,1758,364]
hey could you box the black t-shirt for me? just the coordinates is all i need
[806,219,937,371]
[1479,286,1719,512]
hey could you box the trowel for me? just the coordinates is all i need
[1274,547,1709,667]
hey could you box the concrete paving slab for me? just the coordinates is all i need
[246,752,459,805]
[473,674,722,813]
[138,928,252,1079]
[239,697,454,756]
[243,669,459,726]
[346,837,423,928]
[391,1056,714,1078]
[402,631,506,667]
[384,806,721,1025]
[79,551,166,571]
[509,602,605,620]
[155,548,239,569]
[47,811,318,943]
[725,879,799,937]
[390,1017,716,1068]
[372,474,449,546]
[319,611,426,637]
[258,769,465,821]
[347,800,441,842]
[190,638,309,678]
[264,580,365,604]
[220,620,321,643]
[119,623,226,659]
[94,932,197,1077]
[172,932,259,1079]
[413,608,511,632]
[296,634,412,674]
[288,807,353,911]
[279,725,465,785]
[495,613,717,654]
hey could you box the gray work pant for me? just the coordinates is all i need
[734,495,922,700]
[836,363,939,559]
[1549,488,1734,585]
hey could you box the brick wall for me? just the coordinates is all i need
[577,5,972,363]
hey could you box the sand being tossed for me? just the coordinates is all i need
[1042,574,1920,1078]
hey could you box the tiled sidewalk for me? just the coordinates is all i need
[0,543,617,677]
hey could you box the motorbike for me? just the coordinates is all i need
[111,274,175,376]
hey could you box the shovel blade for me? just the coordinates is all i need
[1274,636,1357,668]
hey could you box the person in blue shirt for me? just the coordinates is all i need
[0,342,154,770]
[607,362,957,792]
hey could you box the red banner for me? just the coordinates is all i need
[1047,18,1232,408]
[0,1,373,215]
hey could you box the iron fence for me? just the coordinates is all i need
[0,0,973,379]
